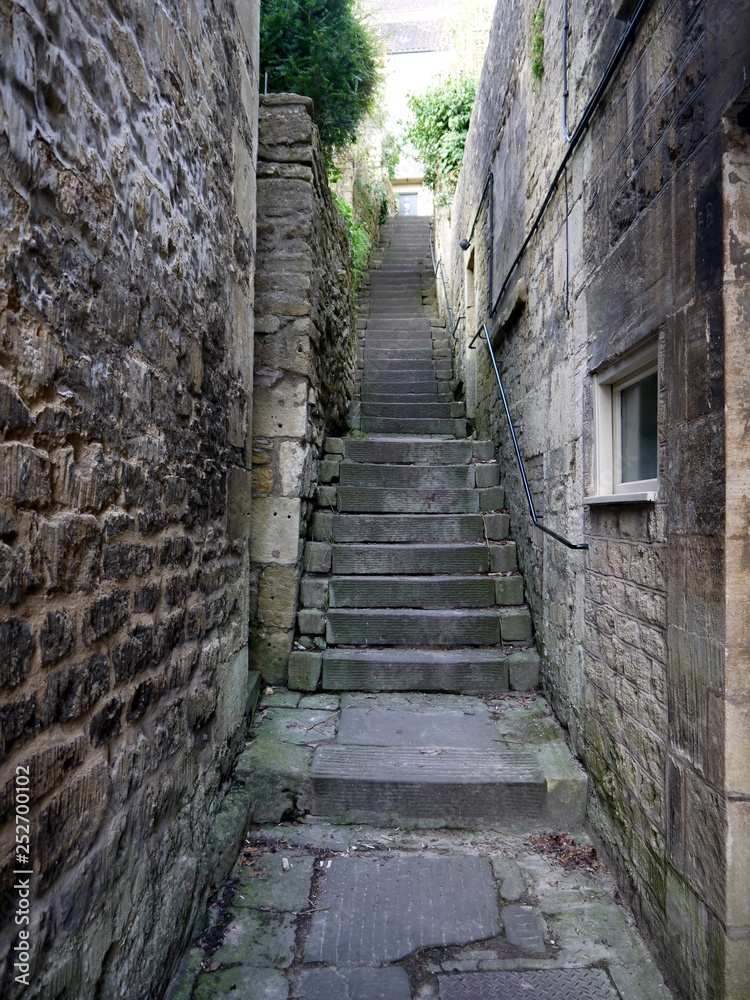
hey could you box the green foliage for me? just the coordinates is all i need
[404,74,477,208]
[531,4,545,84]
[380,132,400,181]
[260,0,381,150]
[334,194,373,292]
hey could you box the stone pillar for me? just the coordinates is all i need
[251,96,355,683]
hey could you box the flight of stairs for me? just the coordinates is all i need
[286,216,585,831]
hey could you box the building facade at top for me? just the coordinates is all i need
[436,0,750,996]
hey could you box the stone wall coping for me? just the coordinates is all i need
[261,93,315,114]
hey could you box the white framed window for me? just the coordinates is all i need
[586,340,659,505]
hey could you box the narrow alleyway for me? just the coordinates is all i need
[166,219,674,1000]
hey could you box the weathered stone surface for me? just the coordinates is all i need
[304,857,501,964]
[251,498,302,565]
[288,651,323,691]
[212,911,296,968]
[0,618,34,688]
[0,3,260,998]
[259,565,299,629]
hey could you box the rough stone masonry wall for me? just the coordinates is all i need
[437,0,750,996]
[0,2,260,998]
[250,95,355,684]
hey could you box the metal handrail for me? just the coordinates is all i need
[474,323,588,550]
[429,224,456,340]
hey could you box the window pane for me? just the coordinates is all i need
[620,372,658,483]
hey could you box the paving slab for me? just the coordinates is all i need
[194,966,289,1000]
[304,856,500,965]
[491,859,525,901]
[336,707,501,748]
[253,708,338,744]
[438,968,621,1000]
[501,905,546,953]
[297,967,411,1000]
[211,910,296,967]
[233,852,314,912]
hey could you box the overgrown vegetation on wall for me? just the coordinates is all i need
[405,73,477,209]
[260,0,382,150]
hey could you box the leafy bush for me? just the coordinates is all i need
[531,5,545,84]
[260,0,381,151]
[334,194,373,292]
[404,74,477,208]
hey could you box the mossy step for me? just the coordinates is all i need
[328,574,496,608]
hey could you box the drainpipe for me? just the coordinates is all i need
[562,0,572,140]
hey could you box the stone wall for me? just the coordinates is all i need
[251,95,355,684]
[437,0,750,996]
[0,2,260,997]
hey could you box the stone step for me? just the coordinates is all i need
[342,438,473,464]
[307,745,583,831]
[328,575,496,608]
[321,647,541,692]
[339,463,473,489]
[364,347,434,358]
[332,543,489,575]
[365,319,432,331]
[360,381,440,395]
[338,487,480,513]
[360,403,452,419]
[363,337,435,347]
[361,392,442,404]
[326,608,501,645]
[360,417,455,434]
[364,359,436,372]
[313,512,486,543]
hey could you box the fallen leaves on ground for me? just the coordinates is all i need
[528,832,602,873]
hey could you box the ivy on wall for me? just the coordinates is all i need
[260,0,381,150]
[404,73,477,209]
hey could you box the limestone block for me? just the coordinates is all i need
[479,487,505,511]
[236,0,261,61]
[300,576,328,607]
[316,485,338,508]
[250,498,301,564]
[258,565,298,629]
[0,442,51,508]
[252,466,273,493]
[261,333,311,377]
[307,513,331,543]
[496,575,524,605]
[500,609,533,642]
[475,463,500,488]
[319,459,340,483]
[253,377,308,438]
[287,652,322,693]
[324,437,345,455]
[473,440,495,460]
[279,440,309,496]
[484,513,510,540]
[297,609,325,635]
[490,542,517,573]
[509,651,541,690]
[228,467,253,540]
[234,127,255,236]
[250,628,293,685]
[304,542,331,574]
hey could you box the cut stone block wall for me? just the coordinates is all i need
[437,0,750,996]
[0,1,260,997]
[251,95,355,684]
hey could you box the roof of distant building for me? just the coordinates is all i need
[378,19,448,52]
[361,0,460,12]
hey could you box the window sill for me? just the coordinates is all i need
[584,492,657,505]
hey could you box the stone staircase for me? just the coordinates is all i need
[282,215,586,833]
